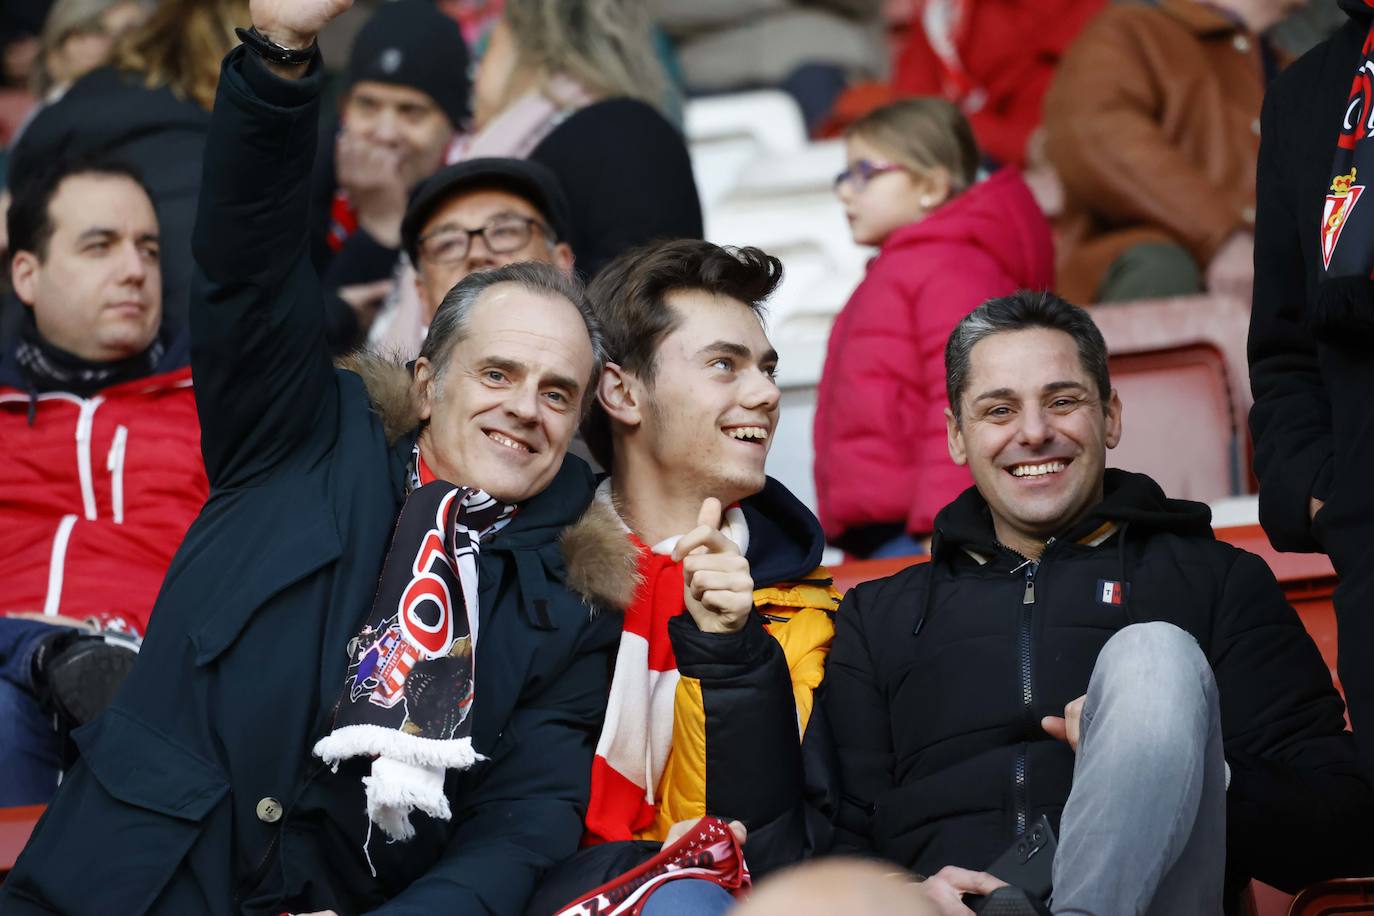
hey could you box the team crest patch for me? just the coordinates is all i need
[1097,579,1127,606]
[1322,169,1365,269]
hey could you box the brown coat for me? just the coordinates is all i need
[1043,0,1272,303]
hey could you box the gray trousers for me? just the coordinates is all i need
[1052,622,1226,916]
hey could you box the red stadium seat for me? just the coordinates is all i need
[0,804,43,881]
[1287,878,1374,915]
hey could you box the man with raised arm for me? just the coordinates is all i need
[1,2,623,914]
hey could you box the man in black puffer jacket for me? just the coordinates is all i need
[826,290,1374,915]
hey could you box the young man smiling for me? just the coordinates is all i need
[824,291,1374,914]
[530,240,839,915]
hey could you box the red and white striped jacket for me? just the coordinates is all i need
[0,366,207,636]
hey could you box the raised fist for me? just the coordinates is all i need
[250,0,354,50]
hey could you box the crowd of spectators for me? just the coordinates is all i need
[1,0,1372,914]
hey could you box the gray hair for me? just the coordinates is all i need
[418,261,606,416]
[945,290,1111,421]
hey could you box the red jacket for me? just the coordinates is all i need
[892,0,1104,168]
[0,366,207,635]
[814,168,1053,543]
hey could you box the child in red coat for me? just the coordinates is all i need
[814,99,1054,557]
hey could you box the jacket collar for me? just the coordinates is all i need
[931,468,1214,566]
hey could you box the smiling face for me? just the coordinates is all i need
[946,327,1122,556]
[604,290,780,507]
[10,172,161,362]
[414,284,594,503]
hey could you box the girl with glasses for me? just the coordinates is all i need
[814,98,1055,559]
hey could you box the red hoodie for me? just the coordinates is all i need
[813,168,1054,545]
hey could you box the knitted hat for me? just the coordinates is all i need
[401,158,574,263]
[348,0,471,130]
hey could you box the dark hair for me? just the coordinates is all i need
[8,158,151,266]
[581,238,783,468]
[418,259,606,415]
[945,290,1111,420]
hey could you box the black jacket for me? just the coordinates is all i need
[1248,11,1374,571]
[0,48,619,916]
[525,478,837,914]
[825,470,1373,902]
[8,66,210,333]
[529,98,703,280]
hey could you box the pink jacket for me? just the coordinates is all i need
[813,168,1054,542]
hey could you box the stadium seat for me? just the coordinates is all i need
[1288,878,1374,915]
[683,90,809,210]
[0,804,43,881]
[1091,294,1255,503]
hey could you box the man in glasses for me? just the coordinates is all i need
[401,157,575,332]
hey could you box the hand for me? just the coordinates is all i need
[250,0,353,50]
[335,133,408,247]
[1310,497,1325,522]
[671,498,754,634]
[918,866,1008,915]
[1042,694,1086,753]
[1205,231,1254,303]
[662,817,746,850]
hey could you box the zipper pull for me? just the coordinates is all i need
[1023,563,1037,605]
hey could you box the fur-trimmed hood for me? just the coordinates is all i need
[340,349,638,613]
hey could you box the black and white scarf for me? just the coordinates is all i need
[1318,1,1374,331]
[314,447,515,841]
[15,312,164,397]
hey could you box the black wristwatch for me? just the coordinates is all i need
[235,26,317,66]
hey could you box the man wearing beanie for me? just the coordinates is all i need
[312,0,471,349]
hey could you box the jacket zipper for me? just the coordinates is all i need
[1008,537,1052,838]
[106,425,128,524]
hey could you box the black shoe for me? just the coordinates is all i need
[32,631,139,727]
[970,887,1054,915]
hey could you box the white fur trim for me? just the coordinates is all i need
[362,756,449,842]
[314,725,486,770]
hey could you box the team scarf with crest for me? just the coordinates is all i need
[314,447,515,842]
[1322,1,1374,295]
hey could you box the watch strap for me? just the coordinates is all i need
[235,26,318,66]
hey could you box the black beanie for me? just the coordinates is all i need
[348,0,471,130]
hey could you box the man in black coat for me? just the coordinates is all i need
[828,291,1374,914]
[1248,0,1374,775]
[0,1,624,913]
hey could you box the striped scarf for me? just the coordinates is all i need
[314,448,515,842]
[584,482,748,843]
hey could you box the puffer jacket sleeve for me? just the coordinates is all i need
[1247,80,1333,554]
[661,602,836,876]
[189,48,339,489]
[821,576,898,855]
[1212,548,1374,890]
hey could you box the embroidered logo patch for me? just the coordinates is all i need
[1097,579,1126,605]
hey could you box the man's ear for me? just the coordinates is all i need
[597,362,642,429]
[552,243,575,275]
[11,250,39,307]
[1104,388,1123,450]
[414,356,437,422]
[946,406,968,466]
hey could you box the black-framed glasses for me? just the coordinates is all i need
[834,159,905,193]
[417,214,549,265]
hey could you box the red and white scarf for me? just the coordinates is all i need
[584,481,748,843]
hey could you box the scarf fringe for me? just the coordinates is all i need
[362,756,451,842]
[314,725,487,770]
